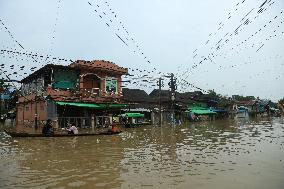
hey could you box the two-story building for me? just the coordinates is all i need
[16,60,128,132]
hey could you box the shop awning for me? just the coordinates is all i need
[121,113,145,118]
[56,101,101,108]
[108,104,128,108]
[190,109,216,115]
[55,101,128,109]
[210,108,228,113]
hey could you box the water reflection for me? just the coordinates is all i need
[1,117,284,189]
[0,134,124,189]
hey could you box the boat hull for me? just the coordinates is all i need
[4,130,121,137]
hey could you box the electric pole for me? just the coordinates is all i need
[34,80,42,131]
[158,77,162,127]
[168,73,177,125]
[34,83,38,130]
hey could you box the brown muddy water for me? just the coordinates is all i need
[1,117,284,189]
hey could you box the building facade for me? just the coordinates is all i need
[16,60,128,132]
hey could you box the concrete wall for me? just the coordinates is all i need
[16,100,48,130]
[21,77,45,96]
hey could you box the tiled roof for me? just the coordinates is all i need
[70,60,128,74]
[122,88,152,103]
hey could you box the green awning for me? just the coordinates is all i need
[188,106,208,110]
[190,109,216,115]
[55,101,129,109]
[108,104,128,108]
[94,104,129,108]
[121,113,145,118]
[56,101,101,108]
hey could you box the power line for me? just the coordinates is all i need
[176,3,282,87]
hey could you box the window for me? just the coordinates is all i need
[25,106,29,111]
[53,70,78,90]
[105,77,118,93]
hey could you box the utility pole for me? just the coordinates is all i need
[34,97,39,130]
[0,95,2,122]
[34,80,41,130]
[0,78,5,123]
[34,86,38,130]
[158,77,162,127]
[168,73,177,125]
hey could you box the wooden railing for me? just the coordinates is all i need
[58,116,113,129]
[79,88,100,98]
[58,117,92,128]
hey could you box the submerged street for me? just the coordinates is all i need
[1,117,284,189]
[1,0,284,188]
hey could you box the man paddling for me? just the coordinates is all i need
[42,119,54,135]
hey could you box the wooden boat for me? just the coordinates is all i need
[4,130,122,138]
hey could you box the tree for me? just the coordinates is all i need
[207,90,230,108]
[0,78,10,93]
[0,78,17,118]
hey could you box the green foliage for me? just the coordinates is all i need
[0,78,17,115]
[208,90,230,108]
[218,96,230,108]
[0,78,10,92]
[207,90,219,100]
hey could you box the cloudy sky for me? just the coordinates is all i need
[0,0,284,100]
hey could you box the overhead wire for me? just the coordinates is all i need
[176,0,282,93]
[87,1,159,73]
[45,0,63,65]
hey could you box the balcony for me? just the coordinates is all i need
[79,88,101,98]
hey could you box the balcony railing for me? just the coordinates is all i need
[79,88,100,98]
[57,116,112,129]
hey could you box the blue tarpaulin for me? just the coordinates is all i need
[0,94,11,100]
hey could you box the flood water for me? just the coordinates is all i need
[1,117,284,189]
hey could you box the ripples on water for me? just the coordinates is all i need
[0,117,284,189]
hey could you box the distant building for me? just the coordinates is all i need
[122,88,153,109]
[121,88,154,124]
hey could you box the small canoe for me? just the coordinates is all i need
[4,130,122,138]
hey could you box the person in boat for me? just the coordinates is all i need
[111,124,121,133]
[67,124,78,134]
[110,119,121,133]
[42,119,54,135]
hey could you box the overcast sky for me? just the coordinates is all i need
[0,0,284,100]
